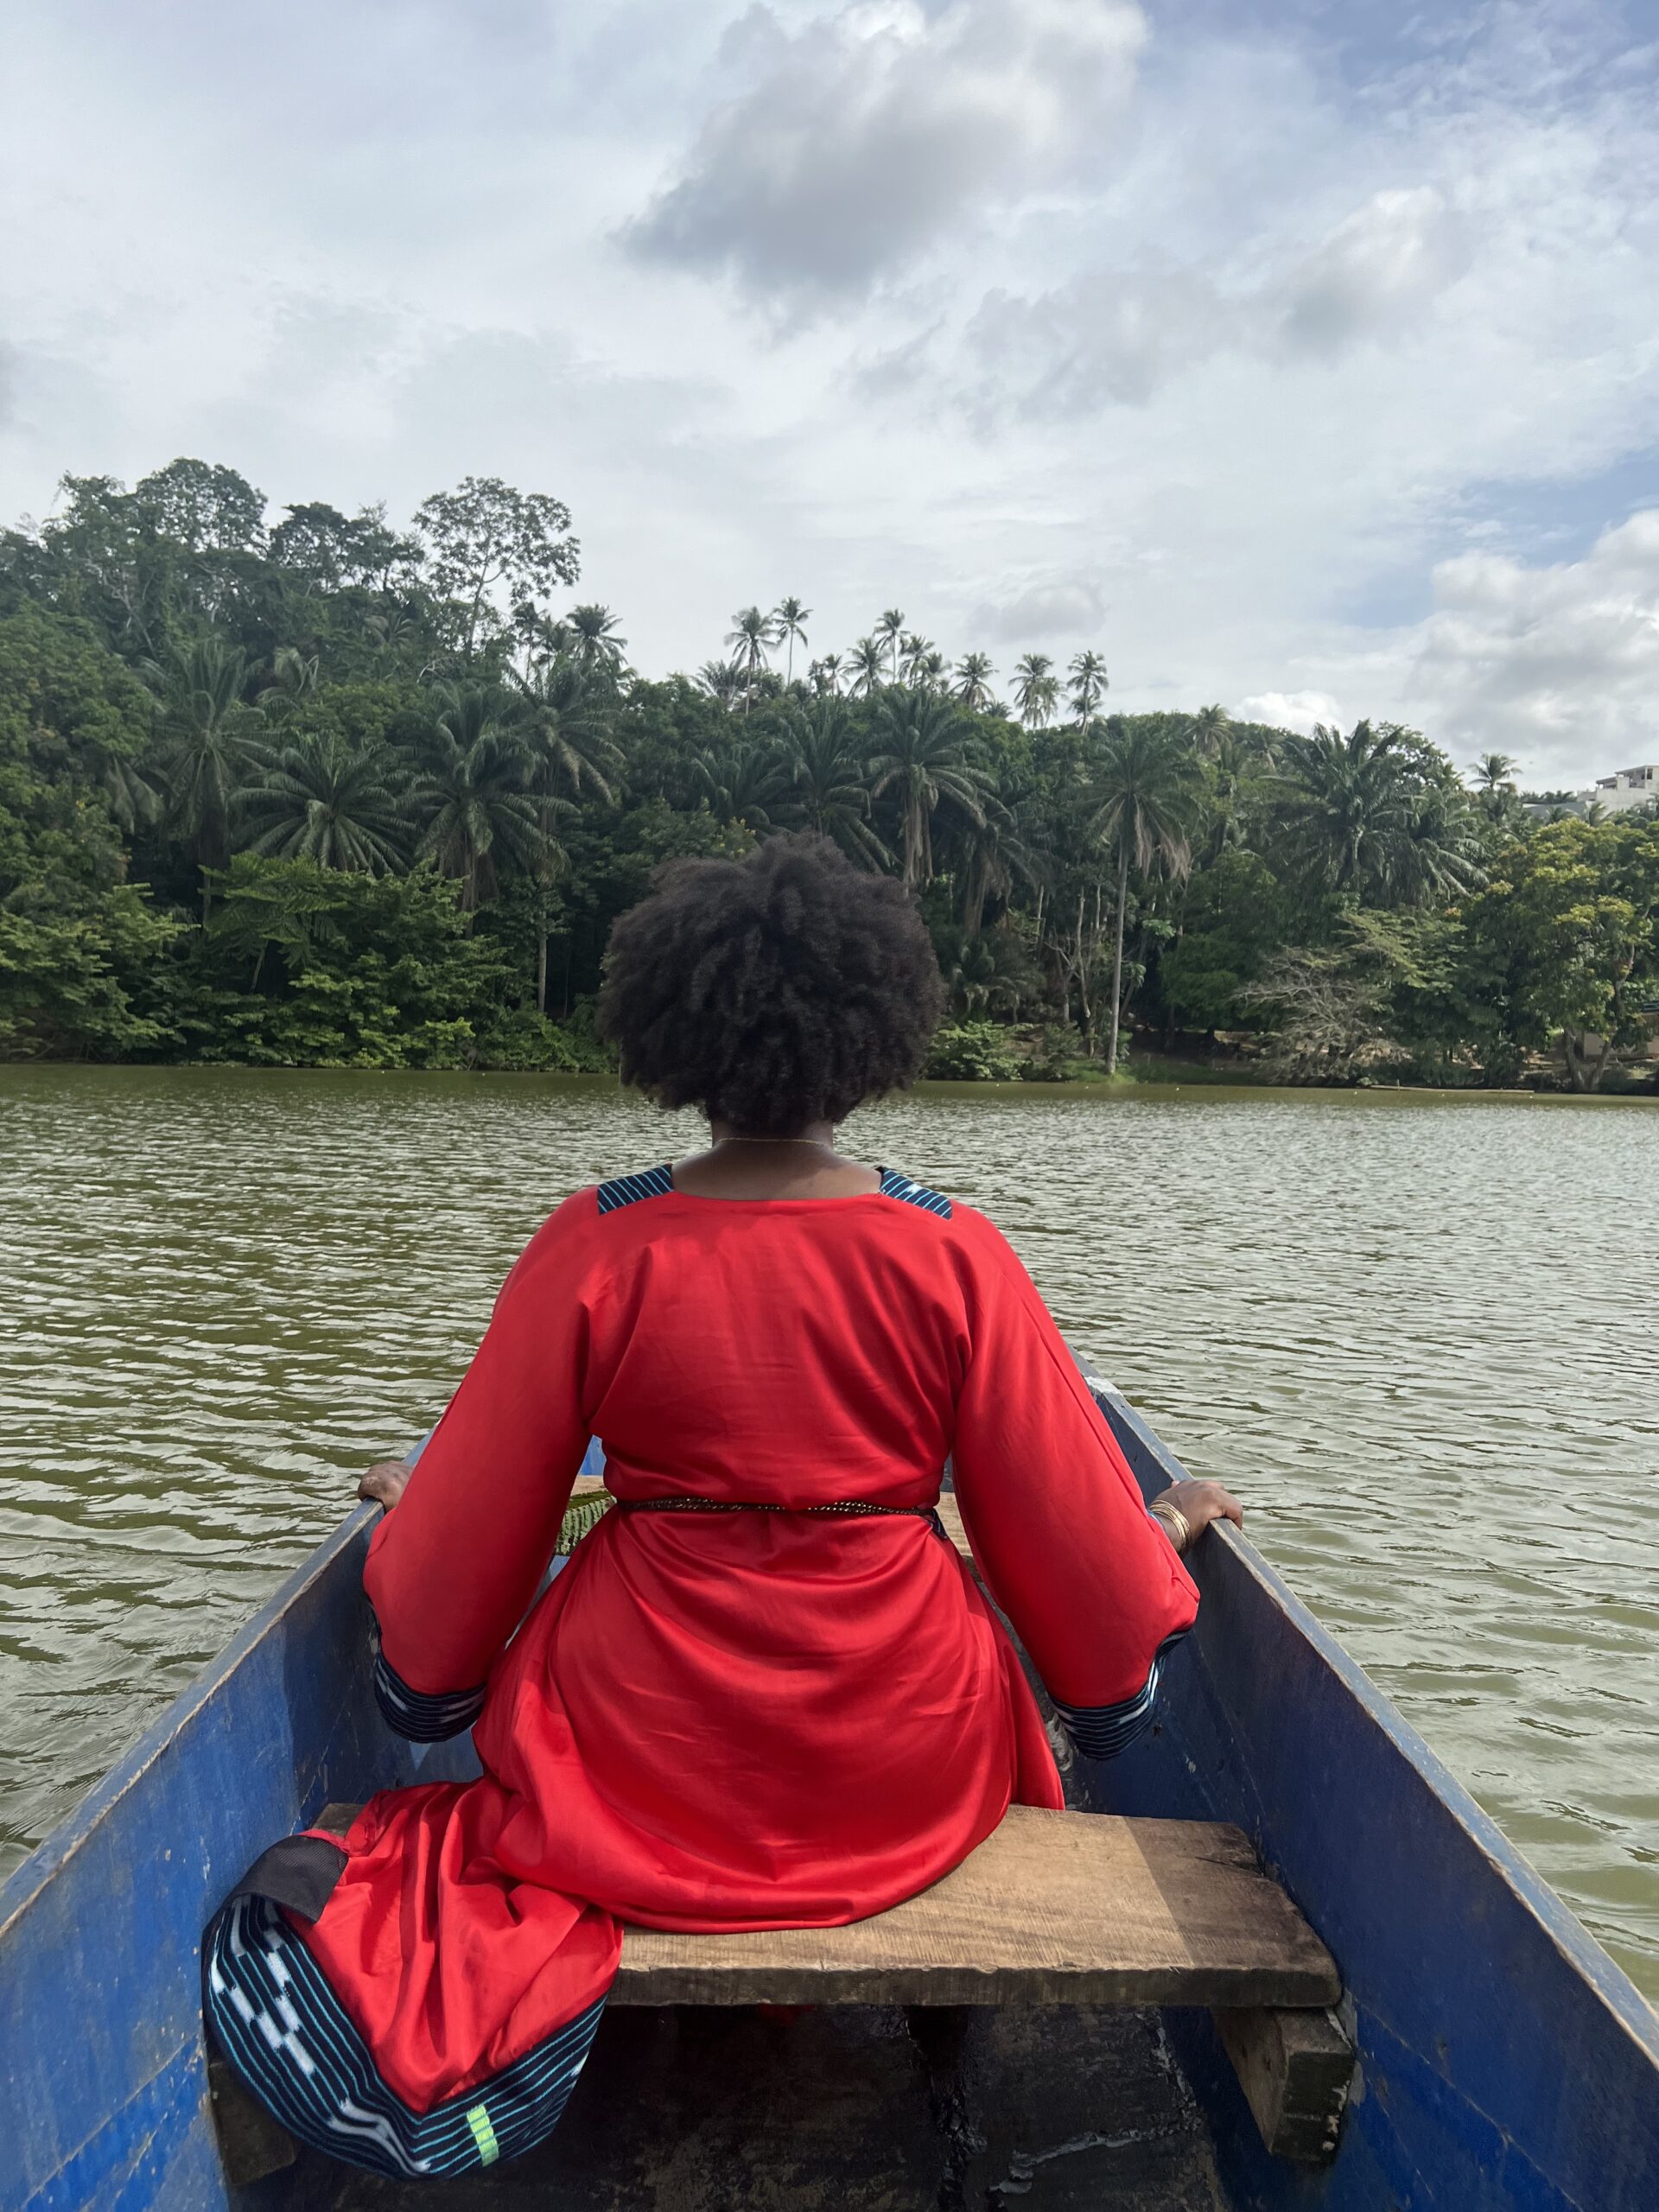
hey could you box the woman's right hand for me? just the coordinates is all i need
[1149,1478,1243,1549]
[358,1459,410,1512]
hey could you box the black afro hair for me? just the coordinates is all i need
[596,834,946,1135]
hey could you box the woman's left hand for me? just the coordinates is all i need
[1149,1478,1243,1547]
[358,1459,410,1511]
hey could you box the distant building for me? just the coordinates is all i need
[1519,764,1658,822]
[1588,764,1659,812]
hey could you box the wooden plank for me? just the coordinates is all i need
[1213,2005,1356,2164]
[615,1807,1341,2009]
[207,2054,297,2187]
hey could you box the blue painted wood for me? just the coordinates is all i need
[0,1505,478,2212]
[1087,1382,1659,2212]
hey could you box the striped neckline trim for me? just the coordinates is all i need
[595,1164,951,1218]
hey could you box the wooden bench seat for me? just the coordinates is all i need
[612,1804,1339,2010]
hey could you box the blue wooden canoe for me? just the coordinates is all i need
[3,1376,1656,2210]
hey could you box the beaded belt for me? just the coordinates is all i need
[615,1497,938,1522]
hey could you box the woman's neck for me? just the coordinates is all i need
[671,1121,881,1199]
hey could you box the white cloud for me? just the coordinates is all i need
[1401,511,1659,779]
[626,0,1146,306]
[964,184,1474,416]
[973,579,1107,643]
[1235,690,1344,734]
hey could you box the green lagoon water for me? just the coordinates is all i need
[1,1066,1655,1994]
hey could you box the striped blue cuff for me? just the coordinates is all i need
[369,1620,486,1742]
[1050,1632,1189,1762]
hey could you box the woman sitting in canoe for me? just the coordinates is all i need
[205,833,1243,2180]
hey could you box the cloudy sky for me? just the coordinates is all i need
[4,0,1658,784]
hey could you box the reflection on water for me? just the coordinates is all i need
[1,1067,1656,1993]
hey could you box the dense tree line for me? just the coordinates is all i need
[2,459,1656,1091]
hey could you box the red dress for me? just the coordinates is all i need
[205,1167,1198,2179]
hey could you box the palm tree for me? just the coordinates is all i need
[773,702,889,868]
[512,658,620,1006]
[238,732,408,874]
[899,632,933,686]
[810,652,845,696]
[1068,650,1109,724]
[1013,652,1061,730]
[848,637,886,698]
[258,645,321,721]
[1188,702,1230,757]
[773,597,810,683]
[693,738,791,834]
[1471,751,1518,798]
[1277,721,1480,903]
[726,606,781,709]
[1469,750,1522,827]
[512,657,620,804]
[698,658,749,709]
[868,690,988,889]
[407,684,543,912]
[953,652,996,711]
[944,795,1039,935]
[566,604,628,675]
[1087,721,1204,1071]
[141,639,264,914]
[874,609,906,683]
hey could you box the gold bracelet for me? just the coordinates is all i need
[1150,1499,1192,1554]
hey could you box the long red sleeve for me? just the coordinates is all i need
[948,1211,1198,1709]
[364,1196,597,1693]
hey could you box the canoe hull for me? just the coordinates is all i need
[2,1406,1656,2209]
[1090,1382,1659,2212]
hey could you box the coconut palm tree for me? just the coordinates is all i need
[899,632,938,686]
[1468,750,1523,827]
[1013,652,1061,730]
[511,658,620,1006]
[566,604,628,675]
[238,732,408,874]
[407,684,543,912]
[1471,751,1518,798]
[1188,702,1230,757]
[774,702,889,867]
[726,606,781,709]
[1087,721,1205,1071]
[874,609,906,683]
[868,690,988,889]
[1067,650,1109,724]
[848,637,887,698]
[141,638,265,914]
[952,652,996,711]
[810,652,845,696]
[773,597,810,683]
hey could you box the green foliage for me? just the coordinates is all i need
[1456,817,1659,1090]
[925,1020,1021,1081]
[1160,851,1292,1031]
[2,453,1654,1091]
[183,859,518,1067]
